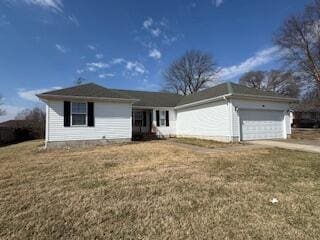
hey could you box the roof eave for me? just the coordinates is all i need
[175,93,298,110]
[175,94,232,109]
[230,93,298,103]
[36,94,139,103]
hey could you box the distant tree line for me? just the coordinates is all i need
[239,70,302,98]
[15,107,46,139]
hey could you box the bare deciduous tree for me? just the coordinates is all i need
[302,87,320,105]
[274,0,320,92]
[163,50,219,95]
[239,70,302,98]
[239,71,265,89]
[15,107,46,138]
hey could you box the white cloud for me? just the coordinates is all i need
[138,17,181,59]
[86,62,110,72]
[151,28,161,37]
[77,57,147,76]
[98,73,115,78]
[213,0,224,7]
[18,87,61,102]
[218,46,281,80]
[143,18,153,29]
[111,58,125,64]
[55,44,67,54]
[95,53,104,59]
[110,58,147,75]
[88,45,96,51]
[163,34,179,45]
[142,17,162,37]
[126,61,146,75]
[68,15,79,26]
[0,105,25,123]
[149,48,162,60]
[0,14,10,26]
[24,0,63,12]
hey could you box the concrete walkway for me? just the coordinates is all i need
[165,140,272,154]
[251,140,320,154]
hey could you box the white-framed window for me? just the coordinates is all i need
[160,110,166,126]
[71,102,87,126]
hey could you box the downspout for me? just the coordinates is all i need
[45,104,49,148]
[223,96,233,142]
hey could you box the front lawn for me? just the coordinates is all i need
[0,140,319,239]
[171,137,242,148]
[291,128,320,140]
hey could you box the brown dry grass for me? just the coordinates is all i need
[291,128,320,140]
[171,137,242,148]
[0,140,320,239]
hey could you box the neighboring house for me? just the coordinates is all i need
[291,105,320,128]
[37,82,296,148]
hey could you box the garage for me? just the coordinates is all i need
[240,109,285,141]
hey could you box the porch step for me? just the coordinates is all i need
[143,134,159,141]
[132,133,159,141]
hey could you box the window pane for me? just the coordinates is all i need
[72,114,86,125]
[72,103,86,114]
[159,110,166,126]
[134,112,142,120]
[135,120,142,127]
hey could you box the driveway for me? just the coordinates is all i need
[250,140,320,154]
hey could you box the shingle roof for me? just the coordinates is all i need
[177,82,294,106]
[38,82,295,108]
[37,83,136,100]
[112,89,183,107]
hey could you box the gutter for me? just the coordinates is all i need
[230,93,298,103]
[36,94,139,103]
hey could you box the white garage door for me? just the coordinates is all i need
[240,110,284,141]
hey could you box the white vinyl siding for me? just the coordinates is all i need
[46,100,132,142]
[176,100,230,139]
[152,108,176,137]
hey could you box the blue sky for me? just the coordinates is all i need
[0,0,312,121]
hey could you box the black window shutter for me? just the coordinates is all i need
[143,111,147,127]
[87,102,94,127]
[156,110,160,127]
[166,110,169,126]
[64,101,71,127]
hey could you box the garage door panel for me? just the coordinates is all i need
[240,110,284,140]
